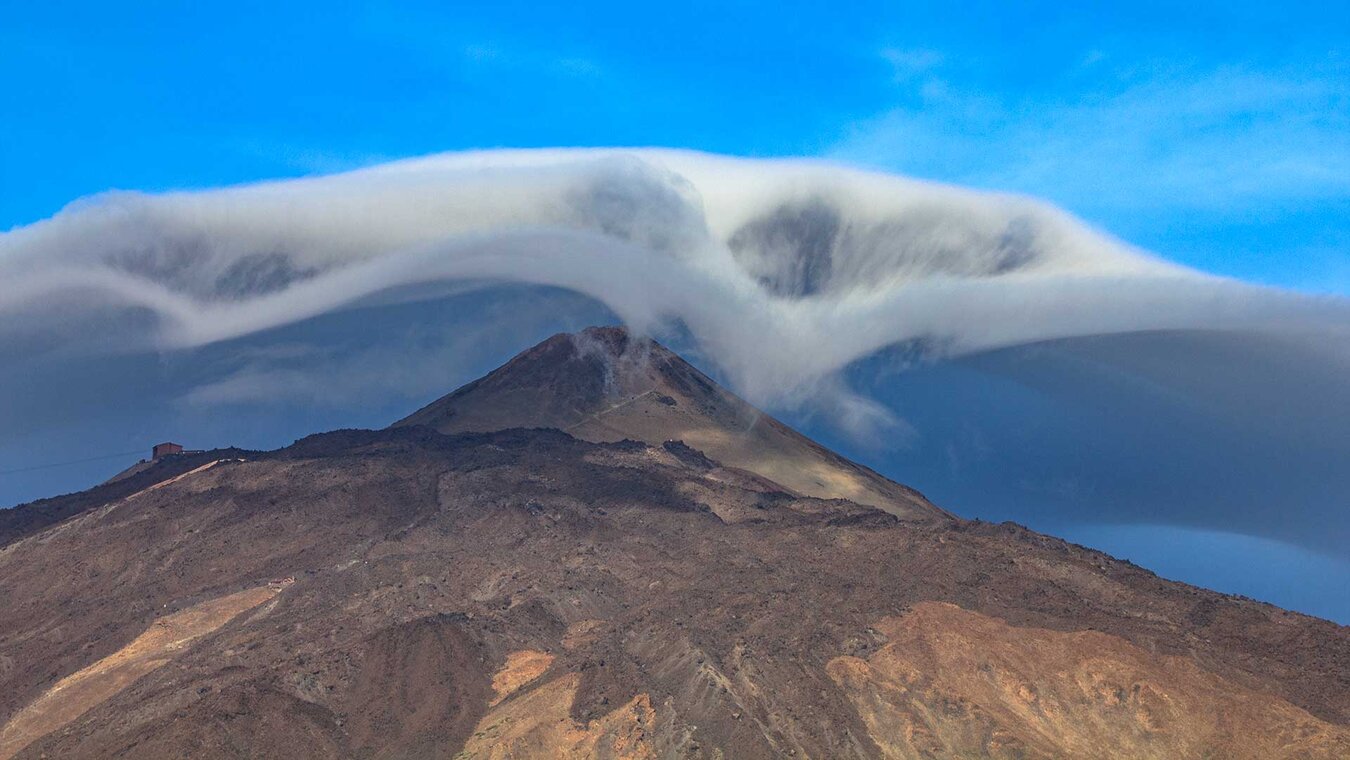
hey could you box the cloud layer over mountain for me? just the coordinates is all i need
[2,150,1347,561]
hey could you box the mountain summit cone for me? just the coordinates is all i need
[395,326,941,520]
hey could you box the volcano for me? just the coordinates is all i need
[0,327,1346,759]
[394,326,942,521]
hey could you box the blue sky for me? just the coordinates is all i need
[3,1,1347,293]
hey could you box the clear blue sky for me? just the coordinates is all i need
[3,1,1346,293]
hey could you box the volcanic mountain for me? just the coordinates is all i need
[0,328,1346,759]
[394,326,941,521]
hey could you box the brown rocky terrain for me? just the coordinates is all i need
[394,327,939,519]
[0,327,1346,758]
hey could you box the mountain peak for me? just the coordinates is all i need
[573,323,634,348]
[394,325,673,433]
[394,326,945,521]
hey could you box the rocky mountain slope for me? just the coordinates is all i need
[394,327,940,520]
[0,328,1346,759]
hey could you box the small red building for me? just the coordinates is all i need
[152,442,184,460]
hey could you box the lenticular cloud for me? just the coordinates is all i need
[3,148,1344,407]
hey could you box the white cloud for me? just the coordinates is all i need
[2,148,1345,416]
[178,290,599,408]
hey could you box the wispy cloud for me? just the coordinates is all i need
[833,58,1350,214]
[178,292,598,408]
[458,40,603,80]
[880,47,944,81]
[356,4,608,89]
[230,140,402,177]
